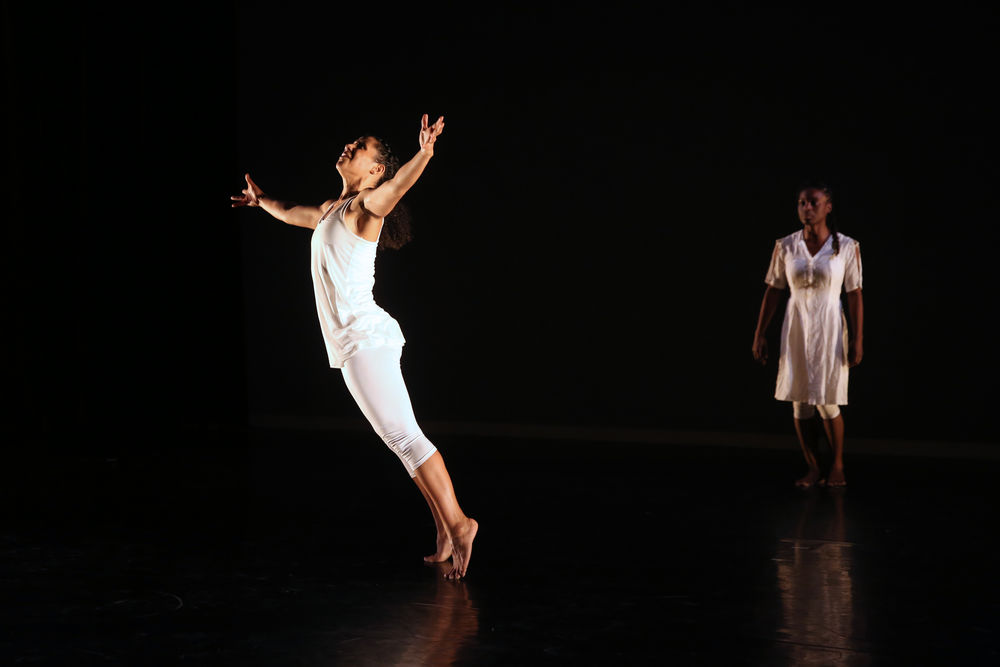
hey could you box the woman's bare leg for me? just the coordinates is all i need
[414,451,477,580]
[414,475,453,563]
[821,415,846,486]
[793,417,823,488]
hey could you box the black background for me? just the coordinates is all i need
[6,2,998,447]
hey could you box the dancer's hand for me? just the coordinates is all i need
[231,173,264,207]
[752,334,768,365]
[848,338,863,367]
[418,114,445,155]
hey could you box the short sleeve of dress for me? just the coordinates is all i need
[764,240,787,289]
[843,239,863,292]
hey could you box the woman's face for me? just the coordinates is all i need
[797,188,832,226]
[336,136,383,180]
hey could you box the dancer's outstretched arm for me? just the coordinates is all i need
[356,114,445,221]
[231,173,332,230]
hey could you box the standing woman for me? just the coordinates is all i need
[752,182,864,488]
[232,114,477,579]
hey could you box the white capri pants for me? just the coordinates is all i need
[341,345,437,477]
[793,402,841,421]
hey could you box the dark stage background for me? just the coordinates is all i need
[6,3,998,449]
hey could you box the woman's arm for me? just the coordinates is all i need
[232,173,331,230]
[752,286,783,365]
[846,288,864,366]
[358,114,445,219]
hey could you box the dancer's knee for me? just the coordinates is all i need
[380,427,437,477]
[816,404,841,420]
[793,402,840,420]
[792,402,815,420]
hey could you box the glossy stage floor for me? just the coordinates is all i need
[3,425,998,665]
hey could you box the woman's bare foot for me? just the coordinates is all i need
[795,468,822,488]
[827,465,847,487]
[424,532,453,563]
[445,518,478,580]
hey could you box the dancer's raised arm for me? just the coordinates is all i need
[359,114,445,219]
[231,173,332,230]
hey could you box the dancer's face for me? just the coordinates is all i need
[797,188,832,226]
[336,136,384,182]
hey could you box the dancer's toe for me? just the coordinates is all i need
[795,469,822,488]
[827,467,847,487]
[443,518,477,580]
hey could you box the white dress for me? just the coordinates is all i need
[310,196,405,368]
[765,230,863,405]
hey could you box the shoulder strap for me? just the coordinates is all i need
[319,199,341,222]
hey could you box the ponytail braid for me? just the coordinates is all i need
[371,136,413,252]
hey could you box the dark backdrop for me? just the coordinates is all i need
[6,3,997,447]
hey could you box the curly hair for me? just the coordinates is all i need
[370,136,413,251]
[797,180,840,255]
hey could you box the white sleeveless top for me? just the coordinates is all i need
[310,196,405,368]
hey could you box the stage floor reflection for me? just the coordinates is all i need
[2,427,998,665]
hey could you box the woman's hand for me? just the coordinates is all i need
[231,173,264,207]
[752,334,769,365]
[418,114,445,155]
[849,338,864,367]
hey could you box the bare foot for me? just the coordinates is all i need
[445,518,478,580]
[795,469,822,488]
[424,532,453,563]
[827,466,847,487]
